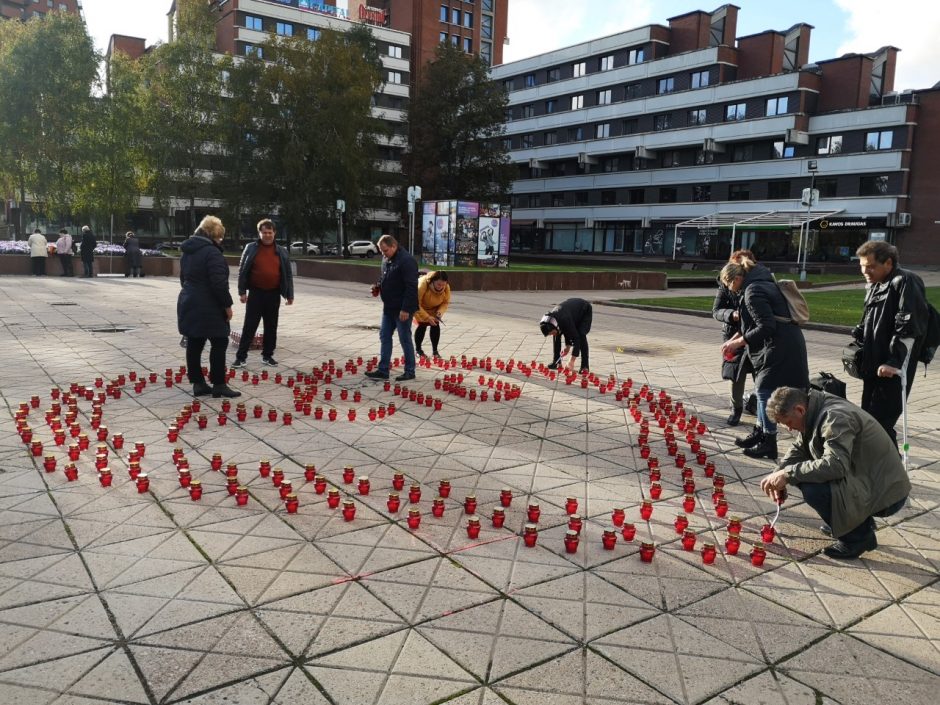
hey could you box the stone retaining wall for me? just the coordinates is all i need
[0,255,176,277]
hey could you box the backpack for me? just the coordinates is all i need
[810,371,847,399]
[775,280,810,325]
[919,302,940,365]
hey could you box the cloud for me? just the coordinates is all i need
[503,0,655,64]
[834,0,940,90]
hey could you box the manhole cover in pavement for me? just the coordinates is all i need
[86,326,135,333]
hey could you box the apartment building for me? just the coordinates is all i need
[0,0,81,21]
[491,4,937,264]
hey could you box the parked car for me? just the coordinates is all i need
[289,241,320,255]
[346,240,379,257]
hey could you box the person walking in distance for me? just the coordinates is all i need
[231,219,294,368]
[79,226,97,278]
[177,215,240,398]
[414,270,451,359]
[539,298,593,373]
[123,231,143,278]
[55,229,74,276]
[853,240,929,446]
[365,234,419,382]
[28,229,48,276]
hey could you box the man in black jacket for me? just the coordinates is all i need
[79,226,97,278]
[365,234,419,382]
[232,219,294,368]
[854,240,928,446]
[539,298,593,373]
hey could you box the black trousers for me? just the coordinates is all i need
[553,306,593,371]
[414,323,441,353]
[82,258,94,277]
[236,289,281,359]
[58,253,73,276]
[31,257,46,276]
[798,480,906,543]
[186,336,228,385]
[861,370,917,447]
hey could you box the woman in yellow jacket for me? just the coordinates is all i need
[414,270,450,358]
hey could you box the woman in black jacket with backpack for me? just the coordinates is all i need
[719,257,808,459]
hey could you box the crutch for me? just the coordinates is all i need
[899,341,914,470]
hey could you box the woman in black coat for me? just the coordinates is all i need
[123,231,143,278]
[720,258,808,459]
[711,248,756,426]
[177,216,240,398]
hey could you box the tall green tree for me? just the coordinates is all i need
[72,51,149,231]
[142,0,222,234]
[0,13,97,234]
[405,43,513,203]
[259,27,387,244]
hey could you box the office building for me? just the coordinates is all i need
[0,0,81,21]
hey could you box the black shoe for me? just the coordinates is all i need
[432,349,440,358]
[735,425,763,449]
[820,523,832,536]
[743,432,778,460]
[192,381,212,397]
[365,370,389,380]
[727,407,743,426]
[824,534,877,559]
[261,355,278,367]
[416,348,427,358]
[179,336,188,348]
[212,384,241,398]
[547,362,559,370]
[231,358,247,369]
[396,372,416,382]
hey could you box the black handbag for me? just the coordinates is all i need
[810,371,847,399]
[842,341,863,379]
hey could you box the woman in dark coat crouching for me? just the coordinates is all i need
[177,216,240,398]
[719,257,808,459]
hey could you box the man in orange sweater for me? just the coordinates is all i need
[232,219,294,368]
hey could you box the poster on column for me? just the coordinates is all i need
[421,202,436,267]
[448,201,458,265]
[498,204,511,267]
[434,201,451,267]
[454,201,479,267]
[477,203,501,267]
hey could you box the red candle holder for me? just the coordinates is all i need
[392,472,405,491]
[236,486,249,506]
[285,493,299,514]
[428,498,444,517]
[62,463,78,481]
[304,464,316,481]
[526,503,540,522]
[683,494,696,513]
[178,469,192,487]
[564,529,580,553]
[342,500,356,522]
[463,495,477,514]
[327,489,340,508]
[640,445,650,459]
[357,476,370,495]
[675,452,686,469]
[98,468,112,487]
[725,535,741,555]
[283,412,293,425]
[564,497,578,515]
[197,414,208,429]
[466,516,481,538]
[696,450,707,465]
[674,514,689,533]
[253,404,263,419]
[43,454,56,472]
[407,508,421,529]
[704,461,716,478]
[500,488,513,507]
[438,480,451,498]
[611,507,625,526]
[217,413,228,426]
[715,498,729,518]
[136,473,150,493]
[314,475,327,494]
[640,500,653,521]
[639,542,655,562]
[681,530,697,551]
[760,524,776,543]
[622,523,637,541]
[347,409,356,421]
[649,482,662,500]
[602,529,618,550]
[112,433,124,449]
[701,542,717,564]
[127,460,141,479]
[491,508,505,528]
[408,485,421,503]
[522,524,538,547]
[314,407,324,420]
[387,493,401,512]
[272,468,284,487]
[750,546,767,566]
[713,474,726,490]
[328,408,339,422]
[96,426,108,442]
[67,444,80,461]
[434,399,443,410]
[279,480,293,500]
[727,517,742,535]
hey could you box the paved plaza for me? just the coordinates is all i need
[0,272,938,705]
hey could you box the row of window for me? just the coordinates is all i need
[510,47,647,90]
[512,175,892,209]
[440,5,474,28]
[242,15,404,58]
[440,33,474,53]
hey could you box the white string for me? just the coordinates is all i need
[769,500,782,529]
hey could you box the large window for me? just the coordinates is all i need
[860,175,890,195]
[573,61,586,78]
[728,184,751,201]
[522,104,535,118]
[547,67,560,82]
[766,96,789,116]
[387,44,401,58]
[695,150,715,165]
[773,141,795,159]
[816,177,838,198]
[571,94,584,110]
[816,135,843,155]
[725,103,746,121]
[661,151,681,168]
[568,126,584,141]
[653,113,672,131]
[596,89,612,105]
[440,32,448,44]
[595,123,610,139]
[693,185,712,202]
[731,145,753,162]
[451,8,461,24]
[691,70,709,88]
[481,14,492,39]
[688,108,706,126]
[544,131,557,145]
[388,71,402,84]
[657,77,675,94]
[628,47,645,64]
[440,5,448,22]
[308,27,321,41]
[463,37,472,52]
[622,118,638,134]
[624,83,642,99]
[276,22,293,36]
[464,11,473,27]
[245,45,262,58]
[521,134,535,148]
[768,181,791,199]
[545,99,556,113]
[865,131,893,151]
[245,15,262,31]
[600,55,614,71]
[659,188,677,203]
[524,73,536,87]
[480,41,492,66]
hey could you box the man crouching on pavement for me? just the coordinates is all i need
[759,386,910,559]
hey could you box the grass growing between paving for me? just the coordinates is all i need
[617,287,940,327]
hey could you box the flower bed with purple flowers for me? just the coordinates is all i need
[0,241,163,257]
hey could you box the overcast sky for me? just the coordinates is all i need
[81,0,938,91]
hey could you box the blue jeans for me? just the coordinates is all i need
[798,481,907,543]
[379,312,415,376]
[756,387,776,434]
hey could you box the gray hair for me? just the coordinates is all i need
[766,387,808,422]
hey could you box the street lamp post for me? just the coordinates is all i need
[406,185,421,253]
[336,199,346,257]
[799,159,819,281]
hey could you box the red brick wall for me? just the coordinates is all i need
[736,32,783,80]
[899,90,940,265]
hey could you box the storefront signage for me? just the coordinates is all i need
[358,5,387,25]
[297,1,348,20]
[818,218,870,229]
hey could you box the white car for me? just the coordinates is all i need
[347,240,379,257]
[289,241,319,255]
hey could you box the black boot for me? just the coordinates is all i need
[212,383,241,398]
[727,407,743,426]
[735,425,763,449]
[744,432,778,460]
[192,380,212,397]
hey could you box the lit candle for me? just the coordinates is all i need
[760,524,776,544]
[681,530,697,551]
[639,542,655,562]
[715,499,729,517]
[674,514,689,533]
[725,535,741,554]
[621,523,637,541]
[750,545,766,566]
[611,507,625,526]
[727,517,742,535]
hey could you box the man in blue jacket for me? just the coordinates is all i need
[232,219,294,368]
[365,234,419,381]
